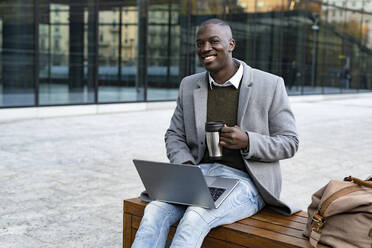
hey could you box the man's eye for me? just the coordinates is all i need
[197,42,203,47]
[211,40,219,44]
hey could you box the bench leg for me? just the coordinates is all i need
[123,213,132,248]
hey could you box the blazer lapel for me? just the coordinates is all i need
[237,61,253,126]
[193,72,208,148]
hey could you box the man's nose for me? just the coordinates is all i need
[200,42,212,52]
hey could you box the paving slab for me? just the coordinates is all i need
[1,94,372,247]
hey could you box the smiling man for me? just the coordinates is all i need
[131,18,299,248]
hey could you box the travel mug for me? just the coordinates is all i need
[205,121,224,160]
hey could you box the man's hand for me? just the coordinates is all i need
[183,160,195,165]
[220,125,249,150]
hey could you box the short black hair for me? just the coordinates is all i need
[198,18,233,40]
[199,18,230,28]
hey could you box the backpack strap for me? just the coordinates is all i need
[344,176,372,188]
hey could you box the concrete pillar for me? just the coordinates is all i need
[1,0,35,106]
[68,3,85,103]
[179,0,192,81]
[136,0,148,101]
[87,0,98,103]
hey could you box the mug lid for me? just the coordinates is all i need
[205,121,224,132]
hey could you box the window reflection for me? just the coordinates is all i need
[97,5,140,103]
[147,3,180,101]
[38,2,94,105]
[1,0,372,108]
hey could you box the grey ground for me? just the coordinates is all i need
[1,95,372,248]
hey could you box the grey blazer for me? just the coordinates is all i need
[165,59,300,215]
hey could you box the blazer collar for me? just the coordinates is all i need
[234,58,253,87]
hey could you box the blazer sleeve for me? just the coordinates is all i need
[242,77,299,162]
[164,81,196,164]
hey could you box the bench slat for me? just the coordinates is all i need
[202,236,246,248]
[293,210,308,218]
[237,217,306,239]
[248,214,305,230]
[212,222,311,248]
[259,209,308,223]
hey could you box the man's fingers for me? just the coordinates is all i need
[219,138,229,147]
[220,141,239,149]
[220,136,236,145]
[221,125,242,133]
[220,132,232,139]
[221,130,239,140]
[221,126,235,133]
[221,128,237,137]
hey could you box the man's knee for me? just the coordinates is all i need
[181,207,214,227]
[135,202,173,240]
[170,208,213,248]
[142,201,185,228]
[140,202,167,225]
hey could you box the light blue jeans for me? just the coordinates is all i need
[131,163,265,248]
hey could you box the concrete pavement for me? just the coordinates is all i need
[1,93,372,247]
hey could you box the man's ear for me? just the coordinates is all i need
[228,39,235,52]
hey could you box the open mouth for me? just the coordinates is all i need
[202,55,216,63]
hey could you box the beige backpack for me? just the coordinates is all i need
[304,176,372,248]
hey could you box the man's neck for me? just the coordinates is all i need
[209,60,238,85]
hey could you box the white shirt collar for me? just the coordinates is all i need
[208,62,243,89]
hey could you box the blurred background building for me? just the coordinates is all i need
[0,0,371,107]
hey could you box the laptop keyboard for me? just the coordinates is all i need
[208,187,226,202]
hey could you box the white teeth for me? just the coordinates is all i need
[204,56,215,62]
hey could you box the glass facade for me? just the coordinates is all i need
[1,0,372,107]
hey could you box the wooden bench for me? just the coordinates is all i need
[123,198,324,248]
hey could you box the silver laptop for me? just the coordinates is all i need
[133,159,239,209]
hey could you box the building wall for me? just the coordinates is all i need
[0,0,371,107]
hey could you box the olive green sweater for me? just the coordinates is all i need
[201,85,245,171]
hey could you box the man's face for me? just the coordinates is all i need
[196,24,235,73]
